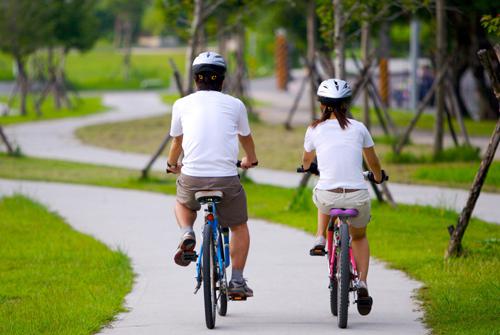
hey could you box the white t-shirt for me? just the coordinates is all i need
[170,90,251,177]
[304,119,374,190]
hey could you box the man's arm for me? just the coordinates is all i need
[238,134,258,169]
[166,135,183,173]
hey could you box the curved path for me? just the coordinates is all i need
[0,179,425,334]
[3,92,500,224]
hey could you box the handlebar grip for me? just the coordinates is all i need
[236,160,258,168]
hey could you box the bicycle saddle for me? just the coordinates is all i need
[195,191,223,204]
[330,208,359,217]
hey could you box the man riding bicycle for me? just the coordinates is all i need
[167,51,258,299]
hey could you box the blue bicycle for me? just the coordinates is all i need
[194,190,232,329]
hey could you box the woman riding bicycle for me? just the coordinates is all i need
[301,78,384,315]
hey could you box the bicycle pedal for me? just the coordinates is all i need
[229,294,247,301]
[182,251,198,262]
[309,248,327,256]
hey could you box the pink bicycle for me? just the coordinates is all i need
[297,164,387,328]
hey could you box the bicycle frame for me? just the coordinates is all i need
[195,203,229,285]
[327,217,359,288]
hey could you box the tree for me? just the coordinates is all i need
[447,0,499,120]
[0,0,53,115]
[36,0,100,112]
[102,0,148,80]
[446,47,500,257]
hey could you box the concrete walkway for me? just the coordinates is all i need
[0,179,426,334]
[3,91,500,224]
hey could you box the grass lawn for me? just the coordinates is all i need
[0,48,185,91]
[75,115,500,192]
[0,154,499,334]
[0,96,106,126]
[0,195,133,335]
[350,106,497,137]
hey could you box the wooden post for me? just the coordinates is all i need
[446,48,500,258]
[307,1,317,120]
[433,0,446,156]
[446,79,471,146]
[275,29,288,91]
[333,0,346,79]
[141,134,172,179]
[169,58,184,97]
[0,126,14,154]
[361,22,371,129]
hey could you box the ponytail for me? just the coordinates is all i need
[311,99,351,129]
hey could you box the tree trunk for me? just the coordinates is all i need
[333,0,345,79]
[446,48,500,257]
[307,0,317,120]
[433,0,446,156]
[15,57,28,116]
[123,17,133,81]
[378,21,390,107]
[185,0,204,94]
[361,22,370,129]
[0,126,14,154]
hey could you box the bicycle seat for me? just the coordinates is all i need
[330,208,359,217]
[195,191,223,204]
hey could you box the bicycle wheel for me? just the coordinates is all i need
[203,224,217,329]
[337,222,350,328]
[330,265,338,316]
[217,233,228,316]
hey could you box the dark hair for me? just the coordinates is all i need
[194,71,224,91]
[311,98,351,129]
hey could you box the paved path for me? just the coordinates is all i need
[0,179,425,334]
[3,91,500,224]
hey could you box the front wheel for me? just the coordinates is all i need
[337,222,350,328]
[203,224,217,329]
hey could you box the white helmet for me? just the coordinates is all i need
[192,51,226,76]
[317,79,352,103]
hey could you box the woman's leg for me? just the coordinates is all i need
[316,209,330,237]
[349,226,369,282]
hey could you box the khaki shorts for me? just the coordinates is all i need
[176,174,248,227]
[313,189,371,228]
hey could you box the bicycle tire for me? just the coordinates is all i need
[337,222,350,328]
[330,269,338,316]
[217,233,228,316]
[203,224,217,329]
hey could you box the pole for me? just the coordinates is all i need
[409,17,420,111]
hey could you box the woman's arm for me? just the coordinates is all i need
[363,146,382,182]
[302,150,315,170]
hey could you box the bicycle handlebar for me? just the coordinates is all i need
[296,164,389,184]
[236,160,259,168]
[168,160,257,174]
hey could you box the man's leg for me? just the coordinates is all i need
[228,222,253,297]
[349,226,369,282]
[230,222,250,271]
[173,201,197,266]
[174,201,197,229]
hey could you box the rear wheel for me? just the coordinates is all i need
[203,224,217,329]
[337,222,350,328]
[330,265,338,316]
[217,233,228,316]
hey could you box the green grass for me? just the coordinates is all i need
[0,48,186,91]
[0,195,134,335]
[0,52,13,81]
[350,106,497,137]
[0,96,105,125]
[74,115,500,192]
[0,154,499,334]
